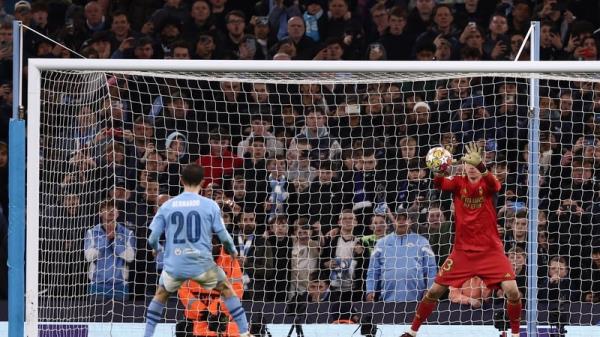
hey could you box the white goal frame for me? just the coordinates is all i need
[25,59,600,337]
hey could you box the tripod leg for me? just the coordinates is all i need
[296,324,304,337]
[286,323,295,337]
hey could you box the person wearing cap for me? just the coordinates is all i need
[14,1,32,25]
[366,210,437,302]
[252,15,275,60]
[407,100,441,156]
[165,130,190,189]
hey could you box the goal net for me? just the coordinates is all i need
[27,62,600,337]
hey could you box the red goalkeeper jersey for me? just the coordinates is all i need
[433,174,503,252]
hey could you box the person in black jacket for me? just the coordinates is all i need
[319,210,363,306]
[264,215,293,302]
[307,160,343,232]
[342,149,386,235]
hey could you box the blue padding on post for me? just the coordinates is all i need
[8,120,25,337]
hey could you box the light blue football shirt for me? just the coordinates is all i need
[148,192,235,279]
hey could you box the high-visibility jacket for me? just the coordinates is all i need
[178,249,244,337]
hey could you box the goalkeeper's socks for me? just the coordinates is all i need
[506,299,522,336]
[223,296,249,334]
[143,300,165,337]
[410,297,438,332]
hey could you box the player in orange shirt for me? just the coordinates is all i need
[177,238,244,337]
[400,143,522,337]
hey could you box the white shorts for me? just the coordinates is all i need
[159,267,227,293]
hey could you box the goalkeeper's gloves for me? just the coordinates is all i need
[461,142,487,173]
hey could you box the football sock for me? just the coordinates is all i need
[410,295,438,332]
[224,296,249,334]
[507,298,522,335]
[144,300,165,337]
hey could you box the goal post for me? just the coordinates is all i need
[22,59,600,337]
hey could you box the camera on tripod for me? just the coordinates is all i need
[493,309,509,337]
[548,304,570,337]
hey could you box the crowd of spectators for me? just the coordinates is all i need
[1,0,600,68]
[31,72,600,317]
[0,0,600,326]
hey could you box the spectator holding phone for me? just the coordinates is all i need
[484,14,510,60]
[573,36,598,60]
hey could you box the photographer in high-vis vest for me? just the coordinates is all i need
[176,237,244,337]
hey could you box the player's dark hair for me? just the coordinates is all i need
[181,163,205,186]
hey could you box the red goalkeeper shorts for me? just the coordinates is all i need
[435,249,516,289]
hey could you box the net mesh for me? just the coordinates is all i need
[34,69,600,335]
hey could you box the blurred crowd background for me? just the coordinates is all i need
[0,0,600,327]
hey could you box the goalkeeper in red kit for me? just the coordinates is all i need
[400,143,522,337]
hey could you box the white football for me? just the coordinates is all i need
[426,147,453,173]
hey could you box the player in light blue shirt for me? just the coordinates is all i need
[143,164,252,337]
